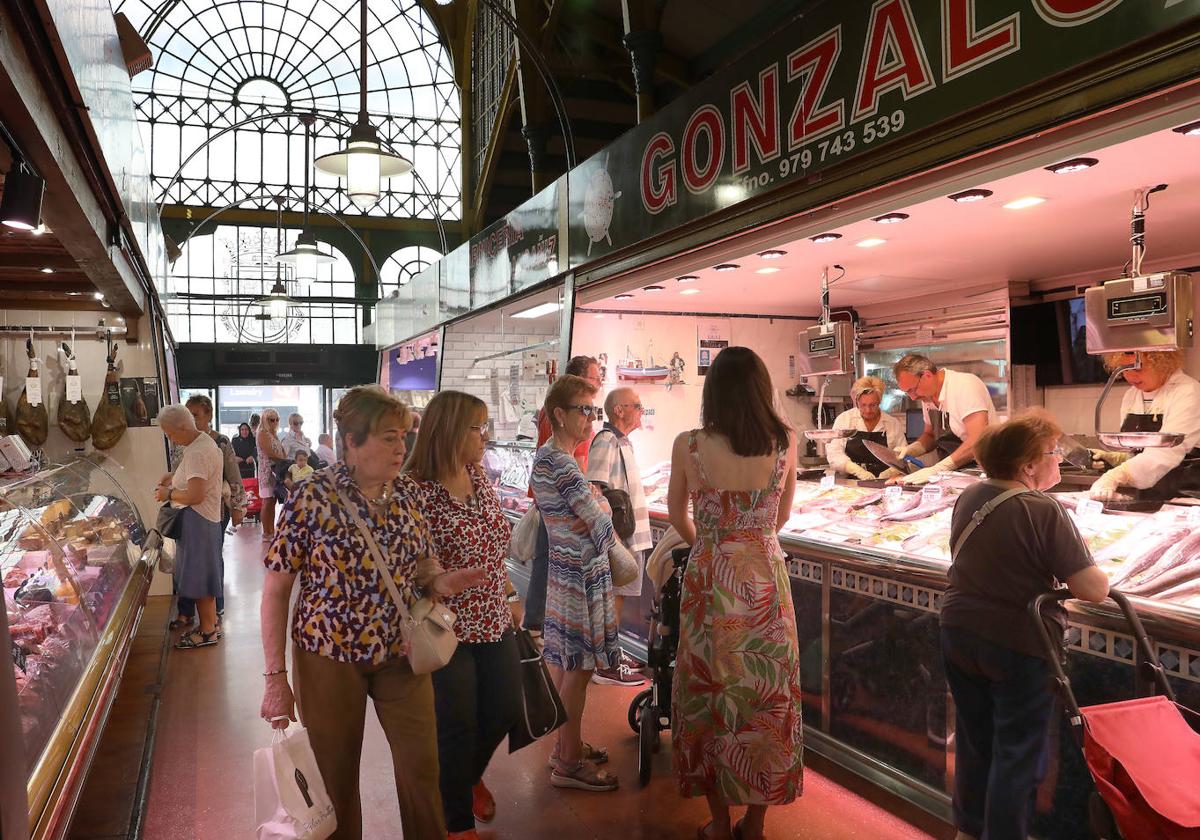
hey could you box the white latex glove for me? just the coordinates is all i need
[1089,449,1131,470]
[877,467,903,481]
[1089,464,1133,501]
[898,441,927,459]
[898,457,956,486]
[845,463,874,481]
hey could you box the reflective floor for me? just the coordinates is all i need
[75,524,951,839]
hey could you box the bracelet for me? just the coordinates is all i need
[263,668,287,677]
[506,592,521,603]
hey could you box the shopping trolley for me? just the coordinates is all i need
[1030,589,1200,839]
[628,545,691,787]
[242,477,263,522]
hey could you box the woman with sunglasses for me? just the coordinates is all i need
[256,409,287,541]
[531,374,620,793]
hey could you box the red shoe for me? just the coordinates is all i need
[472,781,496,823]
[448,831,481,840]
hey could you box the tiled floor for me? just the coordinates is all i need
[75,524,952,839]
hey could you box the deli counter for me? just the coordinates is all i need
[1,455,152,840]
[492,444,1200,838]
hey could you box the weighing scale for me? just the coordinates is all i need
[800,267,855,444]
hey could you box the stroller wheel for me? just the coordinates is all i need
[629,688,652,734]
[1088,791,1122,839]
[638,699,656,787]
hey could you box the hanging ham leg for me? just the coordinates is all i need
[15,339,48,447]
[57,343,91,443]
[90,341,127,450]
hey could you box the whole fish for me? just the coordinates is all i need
[1124,528,1200,592]
[881,494,954,522]
[849,490,885,511]
[1128,557,1200,597]
[1151,576,1200,602]
[1108,525,1194,588]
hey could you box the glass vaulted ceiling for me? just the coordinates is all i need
[116,0,462,220]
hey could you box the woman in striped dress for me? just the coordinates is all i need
[531,374,621,793]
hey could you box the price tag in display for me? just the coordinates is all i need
[921,484,943,502]
[66,374,82,402]
[884,484,904,500]
[819,473,836,490]
[25,377,42,407]
[1078,499,1104,521]
[11,642,27,674]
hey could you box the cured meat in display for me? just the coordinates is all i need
[57,343,91,443]
[90,342,126,450]
[16,339,48,447]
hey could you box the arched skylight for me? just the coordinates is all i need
[116,0,461,220]
[379,245,441,298]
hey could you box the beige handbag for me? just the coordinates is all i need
[339,493,458,674]
[608,539,639,588]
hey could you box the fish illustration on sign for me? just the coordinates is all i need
[580,154,621,255]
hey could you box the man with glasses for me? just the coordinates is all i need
[524,356,604,643]
[890,353,996,485]
[585,386,650,686]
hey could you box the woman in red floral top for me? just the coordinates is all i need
[406,390,522,840]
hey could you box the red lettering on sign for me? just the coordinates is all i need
[787,26,845,150]
[641,132,677,215]
[731,65,781,175]
[942,0,1019,82]
[681,105,725,194]
[854,0,936,122]
[1032,0,1124,27]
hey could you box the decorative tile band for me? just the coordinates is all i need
[1065,624,1136,666]
[1156,641,1200,685]
[789,558,823,584]
[829,564,941,614]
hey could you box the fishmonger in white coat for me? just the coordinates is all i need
[825,376,907,480]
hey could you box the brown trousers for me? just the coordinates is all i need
[293,648,445,840]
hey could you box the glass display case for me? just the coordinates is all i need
[484,441,536,515]
[1,454,152,840]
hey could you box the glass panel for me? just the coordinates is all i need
[861,339,1009,417]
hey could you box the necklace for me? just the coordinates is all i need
[363,484,393,507]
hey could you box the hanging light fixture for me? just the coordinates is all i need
[314,0,412,211]
[276,116,334,291]
[1,160,45,231]
[256,198,299,321]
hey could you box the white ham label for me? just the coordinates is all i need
[66,375,82,402]
[25,377,42,407]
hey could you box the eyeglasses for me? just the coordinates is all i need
[468,423,490,437]
[566,404,601,419]
[618,403,644,411]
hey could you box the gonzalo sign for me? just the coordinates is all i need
[566,0,1200,267]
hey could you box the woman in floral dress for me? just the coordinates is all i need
[667,346,802,840]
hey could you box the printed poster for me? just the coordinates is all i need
[697,318,730,376]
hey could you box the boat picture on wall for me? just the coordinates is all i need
[616,344,670,383]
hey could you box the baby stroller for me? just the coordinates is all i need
[628,544,691,787]
[242,477,263,523]
[1030,589,1200,839]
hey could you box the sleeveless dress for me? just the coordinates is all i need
[530,443,619,672]
[257,433,284,497]
[672,431,804,805]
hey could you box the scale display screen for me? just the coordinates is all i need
[1108,293,1167,320]
[808,335,837,354]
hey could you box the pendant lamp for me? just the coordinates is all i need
[255,198,299,321]
[276,117,335,290]
[314,0,412,210]
[1,161,45,231]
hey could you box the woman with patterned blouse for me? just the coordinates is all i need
[533,374,621,793]
[406,390,522,840]
[259,386,485,840]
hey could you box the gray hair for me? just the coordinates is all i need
[604,387,636,418]
[892,353,937,379]
[287,412,303,425]
[159,404,197,432]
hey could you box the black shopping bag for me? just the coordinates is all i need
[508,628,567,753]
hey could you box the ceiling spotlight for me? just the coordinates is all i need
[680,288,701,295]
[40,267,54,274]
[0,161,45,231]
[810,233,842,244]
[872,212,909,224]
[643,285,665,292]
[757,249,787,259]
[755,267,781,274]
[676,275,698,283]
[1003,196,1046,210]
[614,293,634,300]
[1045,157,1098,174]
[593,313,605,319]
[31,223,49,236]
[948,188,993,203]
[714,263,740,272]
[93,291,105,301]
[856,238,887,248]
[1171,121,1200,136]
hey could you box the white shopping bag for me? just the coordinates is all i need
[254,725,337,840]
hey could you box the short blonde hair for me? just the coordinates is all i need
[405,391,486,481]
[974,408,1062,481]
[544,375,597,430]
[333,385,410,448]
[1103,350,1184,379]
[851,376,885,401]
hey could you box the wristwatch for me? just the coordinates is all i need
[506,592,521,603]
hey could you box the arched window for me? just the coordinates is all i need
[168,224,361,344]
[378,245,442,299]
[115,0,461,220]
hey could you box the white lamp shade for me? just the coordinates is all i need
[296,250,318,282]
[347,143,382,211]
[269,296,288,319]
